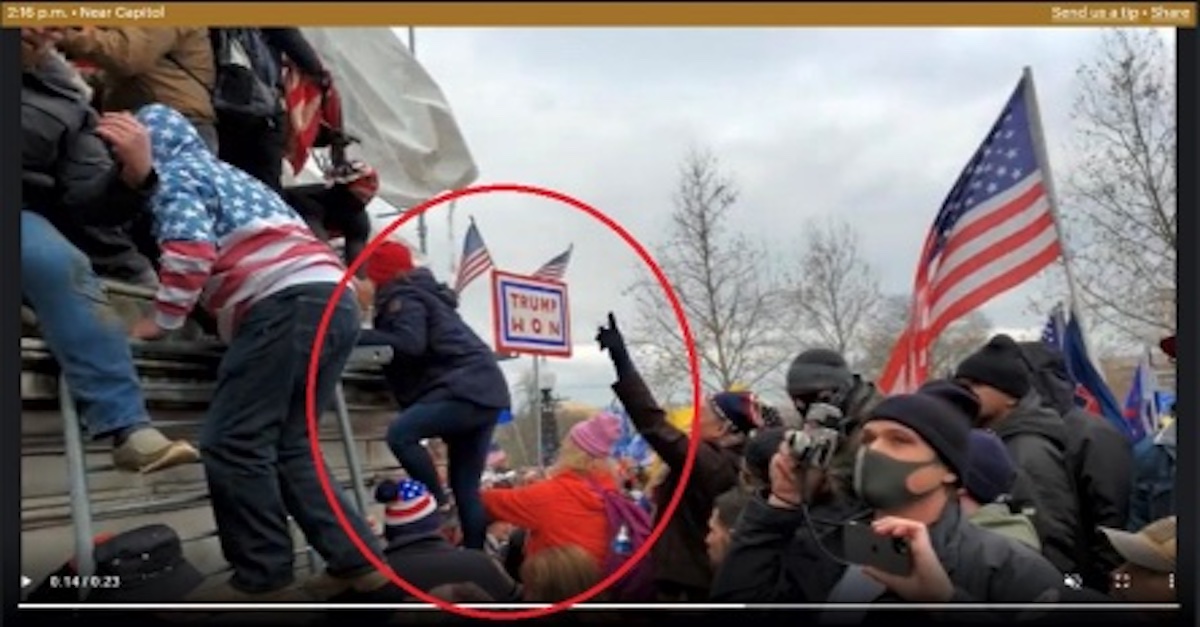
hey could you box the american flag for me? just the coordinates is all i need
[1041,304,1066,348]
[454,219,494,293]
[384,478,438,526]
[879,73,1062,394]
[136,104,345,342]
[531,244,573,282]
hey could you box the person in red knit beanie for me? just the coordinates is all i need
[365,240,416,285]
[361,239,511,551]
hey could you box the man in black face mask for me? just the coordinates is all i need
[716,380,1063,606]
[827,380,1064,605]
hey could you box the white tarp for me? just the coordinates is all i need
[299,27,478,210]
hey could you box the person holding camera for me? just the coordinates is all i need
[715,380,1063,606]
[712,351,876,602]
[596,314,768,601]
[785,348,884,498]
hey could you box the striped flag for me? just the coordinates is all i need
[531,244,573,282]
[879,72,1062,394]
[454,218,493,293]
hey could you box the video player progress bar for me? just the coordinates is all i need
[17,603,1183,610]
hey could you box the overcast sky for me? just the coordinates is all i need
[362,27,1174,408]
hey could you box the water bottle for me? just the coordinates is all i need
[612,524,633,556]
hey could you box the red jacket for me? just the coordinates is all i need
[482,469,617,568]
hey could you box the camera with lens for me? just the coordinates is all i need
[803,402,847,430]
[784,425,840,469]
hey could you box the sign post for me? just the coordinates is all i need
[492,271,571,467]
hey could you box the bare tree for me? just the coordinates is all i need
[628,149,791,403]
[493,367,540,468]
[785,216,883,359]
[858,294,993,381]
[928,309,994,378]
[1063,29,1176,341]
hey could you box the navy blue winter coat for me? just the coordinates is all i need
[368,268,511,410]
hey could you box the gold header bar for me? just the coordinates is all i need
[2,2,1195,28]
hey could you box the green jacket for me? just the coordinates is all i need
[970,502,1042,552]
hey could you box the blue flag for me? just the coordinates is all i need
[1122,356,1158,444]
[1041,306,1129,440]
[1155,390,1176,415]
[607,401,652,465]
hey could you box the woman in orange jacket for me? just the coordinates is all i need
[481,411,623,569]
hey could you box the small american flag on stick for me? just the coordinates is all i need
[454,218,494,293]
[531,244,573,282]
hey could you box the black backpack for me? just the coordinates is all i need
[171,28,282,120]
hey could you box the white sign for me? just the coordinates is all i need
[491,271,572,357]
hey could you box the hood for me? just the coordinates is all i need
[845,377,884,424]
[28,51,91,102]
[1017,341,1076,415]
[991,391,1068,449]
[969,503,1042,551]
[135,104,210,166]
[380,267,459,309]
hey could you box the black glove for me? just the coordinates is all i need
[596,312,633,377]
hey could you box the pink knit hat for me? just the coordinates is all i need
[568,411,623,458]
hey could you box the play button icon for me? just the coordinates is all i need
[21,576,32,588]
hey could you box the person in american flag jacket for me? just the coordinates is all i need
[126,103,396,602]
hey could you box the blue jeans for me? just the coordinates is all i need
[21,211,149,439]
[386,400,499,550]
[201,283,381,593]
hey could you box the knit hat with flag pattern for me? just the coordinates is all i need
[374,478,442,541]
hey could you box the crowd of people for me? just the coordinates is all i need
[22,25,407,603]
[20,25,1179,614]
[451,323,1178,610]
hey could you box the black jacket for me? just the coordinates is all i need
[1130,423,1175,531]
[613,369,743,596]
[716,497,1063,609]
[1020,341,1133,589]
[825,379,885,497]
[22,54,153,227]
[384,532,520,602]
[993,392,1081,575]
[260,28,326,80]
[711,493,868,602]
[370,268,511,410]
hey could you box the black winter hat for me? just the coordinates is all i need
[786,348,853,397]
[955,334,1031,400]
[743,427,787,484]
[866,380,977,479]
[964,429,1017,504]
